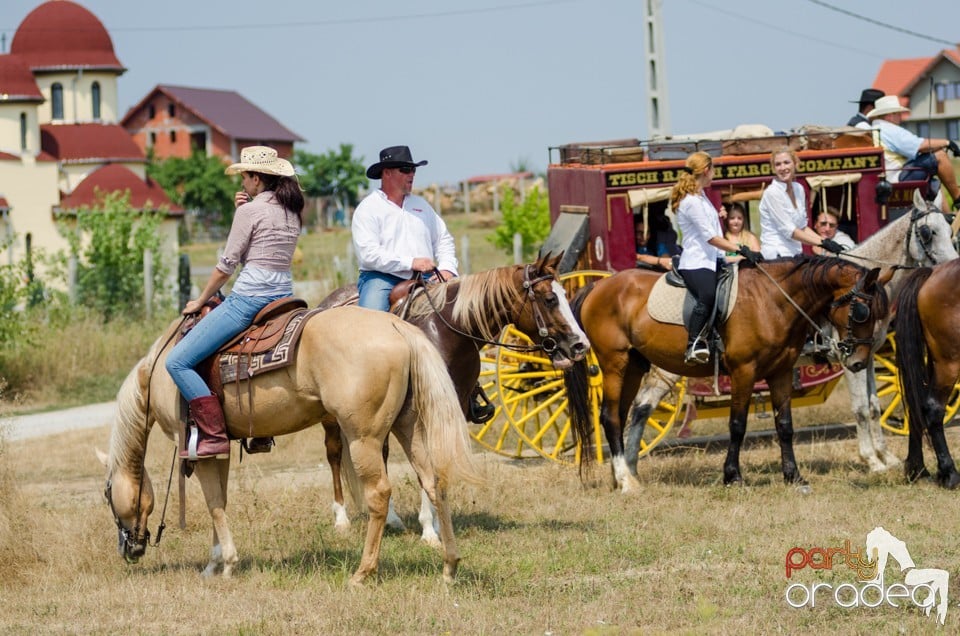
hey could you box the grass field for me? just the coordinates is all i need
[1,417,958,634]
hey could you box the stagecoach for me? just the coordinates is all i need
[469,125,958,465]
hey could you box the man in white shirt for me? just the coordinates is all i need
[867,95,960,212]
[352,145,458,311]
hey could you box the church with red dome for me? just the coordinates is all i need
[0,1,181,288]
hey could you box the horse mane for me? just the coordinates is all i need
[404,266,522,341]
[107,319,178,476]
[758,255,889,317]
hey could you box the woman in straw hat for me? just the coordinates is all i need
[165,145,304,460]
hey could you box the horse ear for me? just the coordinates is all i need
[96,447,109,467]
[877,266,895,286]
[865,267,881,288]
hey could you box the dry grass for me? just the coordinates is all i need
[2,417,958,634]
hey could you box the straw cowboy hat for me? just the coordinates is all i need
[850,88,884,105]
[225,146,295,176]
[366,145,428,179]
[866,95,910,119]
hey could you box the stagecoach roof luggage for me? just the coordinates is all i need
[551,124,876,165]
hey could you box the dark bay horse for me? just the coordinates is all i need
[566,256,889,490]
[317,253,589,541]
[100,306,483,584]
[895,258,960,489]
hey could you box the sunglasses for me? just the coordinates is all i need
[397,166,416,174]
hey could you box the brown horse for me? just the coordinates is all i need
[100,306,483,584]
[566,256,889,489]
[895,259,960,489]
[317,253,589,540]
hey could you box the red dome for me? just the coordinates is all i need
[10,1,124,72]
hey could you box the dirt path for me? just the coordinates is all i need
[0,401,116,441]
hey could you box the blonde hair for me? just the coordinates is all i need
[670,151,713,211]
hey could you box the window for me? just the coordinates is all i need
[149,132,157,147]
[935,82,960,102]
[20,113,27,150]
[916,121,930,138]
[170,130,177,143]
[51,83,63,119]
[948,120,959,142]
[168,103,175,117]
[148,104,155,119]
[91,81,101,120]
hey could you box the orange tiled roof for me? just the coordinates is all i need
[59,164,181,213]
[41,123,144,163]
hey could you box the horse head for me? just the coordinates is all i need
[824,263,889,372]
[513,252,590,369]
[98,448,155,564]
[906,196,958,266]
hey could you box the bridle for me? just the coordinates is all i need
[829,275,878,357]
[904,205,938,266]
[753,259,878,358]
[104,319,184,559]
[416,264,565,355]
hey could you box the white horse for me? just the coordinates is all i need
[620,196,956,489]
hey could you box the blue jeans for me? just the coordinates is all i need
[165,293,284,400]
[357,271,404,312]
[900,152,938,182]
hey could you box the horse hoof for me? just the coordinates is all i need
[795,483,813,496]
[724,477,744,487]
[940,472,960,490]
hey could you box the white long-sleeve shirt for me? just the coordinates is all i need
[677,192,723,271]
[352,189,458,279]
[760,180,808,259]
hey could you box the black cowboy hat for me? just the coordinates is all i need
[366,145,428,179]
[850,88,884,105]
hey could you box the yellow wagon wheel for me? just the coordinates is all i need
[493,270,610,464]
[467,343,530,458]
[876,333,960,435]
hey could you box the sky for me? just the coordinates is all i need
[2,0,958,185]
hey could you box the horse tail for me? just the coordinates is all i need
[564,282,597,466]
[396,322,485,488]
[894,266,935,434]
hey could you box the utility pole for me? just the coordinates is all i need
[643,0,671,138]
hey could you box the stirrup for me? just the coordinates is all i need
[684,341,709,365]
[242,437,275,454]
[468,385,496,424]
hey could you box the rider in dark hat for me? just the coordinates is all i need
[847,88,884,128]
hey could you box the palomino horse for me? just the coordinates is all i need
[621,199,956,484]
[317,254,590,541]
[100,306,483,584]
[566,256,888,490]
[895,258,960,489]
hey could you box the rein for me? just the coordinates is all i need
[837,206,936,269]
[750,260,875,356]
[105,317,184,555]
[415,265,561,355]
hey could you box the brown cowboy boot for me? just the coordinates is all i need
[180,395,231,460]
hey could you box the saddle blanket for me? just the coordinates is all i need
[646,267,740,326]
[219,310,310,384]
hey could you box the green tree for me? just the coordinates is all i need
[294,144,368,209]
[0,243,25,346]
[58,190,168,321]
[489,184,551,261]
[148,150,235,230]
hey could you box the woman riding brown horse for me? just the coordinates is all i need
[895,258,960,489]
[565,256,889,490]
